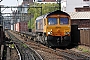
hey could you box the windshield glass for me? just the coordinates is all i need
[60,18,69,25]
[48,18,57,25]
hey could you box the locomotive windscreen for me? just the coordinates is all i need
[48,18,57,25]
[60,18,69,24]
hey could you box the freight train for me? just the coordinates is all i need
[34,10,71,47]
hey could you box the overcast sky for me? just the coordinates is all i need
[0,0,23,13]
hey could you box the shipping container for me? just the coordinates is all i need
[14,24,16,31]
[15,22,28,32]
[11,25,14,30]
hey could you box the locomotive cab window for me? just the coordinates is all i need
[60,18,69,25]
[48,18,57,25]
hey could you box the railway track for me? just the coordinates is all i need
[25,40,90,60]
[6,31,43,60]
[9,30,90,60]
[55,48,90,60]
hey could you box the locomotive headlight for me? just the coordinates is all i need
[51,29,52,31]
[65,32,70,35]
[48,29,52,35]
[48,31,52,35]
[48,32,51,34]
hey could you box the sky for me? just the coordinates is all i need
[0,0,23,13]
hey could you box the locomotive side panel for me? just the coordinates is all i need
[35,19,44,32]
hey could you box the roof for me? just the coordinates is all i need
[68,12,90,19]
[47,10,70,17]
[36,10,70,20]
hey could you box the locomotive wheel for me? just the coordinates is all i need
[44,36,48,46]
[35,34,40,42]
[44,36,53,47]
[41,34,51,47]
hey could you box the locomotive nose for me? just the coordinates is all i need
[57,29,60,33]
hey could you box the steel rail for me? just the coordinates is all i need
[6,31,21,60]
[14,43,21,60]
[14,31,90,60]
[56,49,90,60]
[7,31,43,60]
[27,44,44,60]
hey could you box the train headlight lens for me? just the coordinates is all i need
[48,32,51,34]
[48,31,52,35]
[65,32,70,35]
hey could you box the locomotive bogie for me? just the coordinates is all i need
[46,36,71,47]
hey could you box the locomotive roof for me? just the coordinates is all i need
[36,10,70,20]
[47,10,70,17]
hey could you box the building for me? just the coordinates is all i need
[23,0,57,3]
[68,12,90,28]
[28,0,57,4]
[61,0,90,12]
[23,0,33,3]
[3,16,11,30]
[34,0,56,2]
[67,0,90,12]
[18,2,30,13]
[61,0,66,12]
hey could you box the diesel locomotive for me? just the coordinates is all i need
[35,10,71,47]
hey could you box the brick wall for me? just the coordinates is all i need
[71,19,90,28]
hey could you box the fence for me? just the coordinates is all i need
[80,29,90,47]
